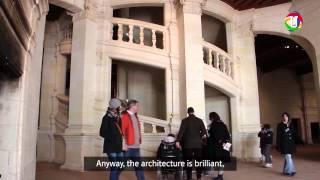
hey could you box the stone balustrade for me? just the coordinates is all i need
[55,94,69,133]
[54,95,169,135]
[138,115,170,134]
[63,25,73,41]
[59,25,73,55]
[111,17,167,51]
[203,41,234,79]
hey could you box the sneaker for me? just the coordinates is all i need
[213,175,223,180]
[284,172,296,176]
[290,172,296,176]
[264,163,272,168]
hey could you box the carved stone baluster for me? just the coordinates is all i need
[140,26,144,45]
[152,29,156,48]
[223,58,227,74]
[162,32,166,49]
[129,24,133,43]
[208,49,213,66]
[220,56,225,72]
[230,62,234,78]
[203,47,207,63]
[141,122,145,134]
[164,126,169,133]
[228,60,232,76]
[214,52,220,69]
[118,23,123,41]
[111,23,114,40]
[152,124,157,133]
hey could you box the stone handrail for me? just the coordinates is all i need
[62,25,72,41]
[203,41,234,79]
[54,93,169,135]
[55,94,69,133]
[139,115,169,134]
[111,17,168,51]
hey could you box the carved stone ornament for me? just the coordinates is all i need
[34,0,49,17]
[180,0,207,14]
[72,0,98,22]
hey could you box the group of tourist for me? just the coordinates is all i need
[99,98,297,180]
[258,112,297,176]
[176,107,231,180]
[100,98,145,180]
[99,98,231,180]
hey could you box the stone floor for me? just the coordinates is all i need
[36,145,320,180]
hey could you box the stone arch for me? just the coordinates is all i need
[204,79,239,98]
[253,31,319,104]
[48,0,85,13]
[202,0,236,23]
[111,0,164,9]
[254,30,320,144]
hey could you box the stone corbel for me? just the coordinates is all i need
[72,0,98,22]
[179,0,207,14]
[233,10,255,37]
[34,0,49,18]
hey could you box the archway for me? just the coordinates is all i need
[255,34,320,144]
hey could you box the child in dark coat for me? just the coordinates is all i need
[258,124,273,168]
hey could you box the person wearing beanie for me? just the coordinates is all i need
[99,98,124,180]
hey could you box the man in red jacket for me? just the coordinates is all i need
[121,99,144,180]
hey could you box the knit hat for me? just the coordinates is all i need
[109,98,121,109]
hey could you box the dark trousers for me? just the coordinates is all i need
[183,148,203,179]
[107,152,124,180]
[124,148,145,180]
[261,144,272,164]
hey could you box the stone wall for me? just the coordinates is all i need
[116,61,166,119]
[258,69,319,144]
[205,85,230,128]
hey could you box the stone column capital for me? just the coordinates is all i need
[34,0,49,17]
[180,0,207,4]
[179,0,207,15]
[72,0,98,22]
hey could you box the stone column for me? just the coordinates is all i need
[164,0,181,132]
[93,0,113,123]
[179,0,206,121]
[62,2,99,170]
[227,10,261,161]
[19,1,49,179]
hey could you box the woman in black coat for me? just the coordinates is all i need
[99,98,124,180]
[276,112,296,176]
[207,112,231,180]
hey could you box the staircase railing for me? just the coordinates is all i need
[203,41,234,79]
[111,18,168,51]
[139,115,169,134]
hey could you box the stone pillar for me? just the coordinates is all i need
[93,0,113,122]
[179,0,206,121]
[227,10,261,161]
[62,2,99,170]
[164,0,181,132]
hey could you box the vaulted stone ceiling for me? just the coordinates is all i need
[255,34,312,75]
[220,0,292,10]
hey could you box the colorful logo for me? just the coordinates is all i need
[284,11,303,32]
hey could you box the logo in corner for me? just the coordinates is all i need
[284,11,303,32]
